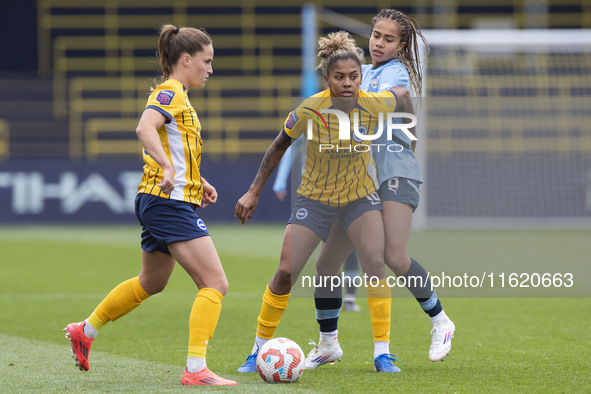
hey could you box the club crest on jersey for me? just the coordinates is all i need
[156,90,175,105]
[352,125,368,143]
[371,79,378,89]
[285,111,299,129]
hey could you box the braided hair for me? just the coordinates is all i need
[371,9,429,96]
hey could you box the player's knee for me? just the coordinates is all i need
[211,277,229,296]
[385,248,411,276]
[140,276,169,295]
[360,252,386,277]
[316,265,340,277]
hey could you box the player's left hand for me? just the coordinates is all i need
[201,180,218,207]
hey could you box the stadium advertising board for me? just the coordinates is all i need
[0,160,288,223]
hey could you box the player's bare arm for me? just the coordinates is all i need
[136,108,175,194]
[234,131,291,224]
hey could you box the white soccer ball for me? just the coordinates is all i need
[256,337,305,383]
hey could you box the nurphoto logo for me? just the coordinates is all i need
[305,108,418,153]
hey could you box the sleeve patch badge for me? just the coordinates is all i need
[156,90,175,105]
[285,111,298,129]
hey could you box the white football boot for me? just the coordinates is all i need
[304,337,343,369]
[429,317,455,361]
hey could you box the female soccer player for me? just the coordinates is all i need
[273,140,363,312]
[305,9,455,371]
[235,30,412,373]
[63,25,237,386]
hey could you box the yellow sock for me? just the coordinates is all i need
[87,276,150,331]
[187,288,223,358]
[256,285,290,339]
[366,278,391,342]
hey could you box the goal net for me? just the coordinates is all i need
[418,29,591,229]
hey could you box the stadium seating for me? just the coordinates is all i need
[2,0,585,159]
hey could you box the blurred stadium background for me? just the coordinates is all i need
[1,4,589,390]
[1,0,590,228]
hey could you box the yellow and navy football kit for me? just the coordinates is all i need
[282,89,397,207]
[135,193,210,254]
[136,79,209,254]
[79,64,225,377]
[282,89,397,240]
[138,78,204,205]
[252,90,399,347]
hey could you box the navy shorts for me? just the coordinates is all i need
[288,194,382,242]
[378,177,421,211]
[135,193,210,254]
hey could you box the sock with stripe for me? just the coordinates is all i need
[314,280,343,333]
[403,258,443,318]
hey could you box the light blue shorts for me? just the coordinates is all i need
[378,177,420,211]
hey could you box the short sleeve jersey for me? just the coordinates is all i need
[137,79,204,205]
[281,89,397,207]
[361,58,422,184]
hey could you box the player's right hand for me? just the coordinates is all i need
[158,166,175,195]
[234,191,259,225]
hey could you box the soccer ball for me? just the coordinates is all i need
[256,337,305,383]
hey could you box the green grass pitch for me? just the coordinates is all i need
[0,225,589,392]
